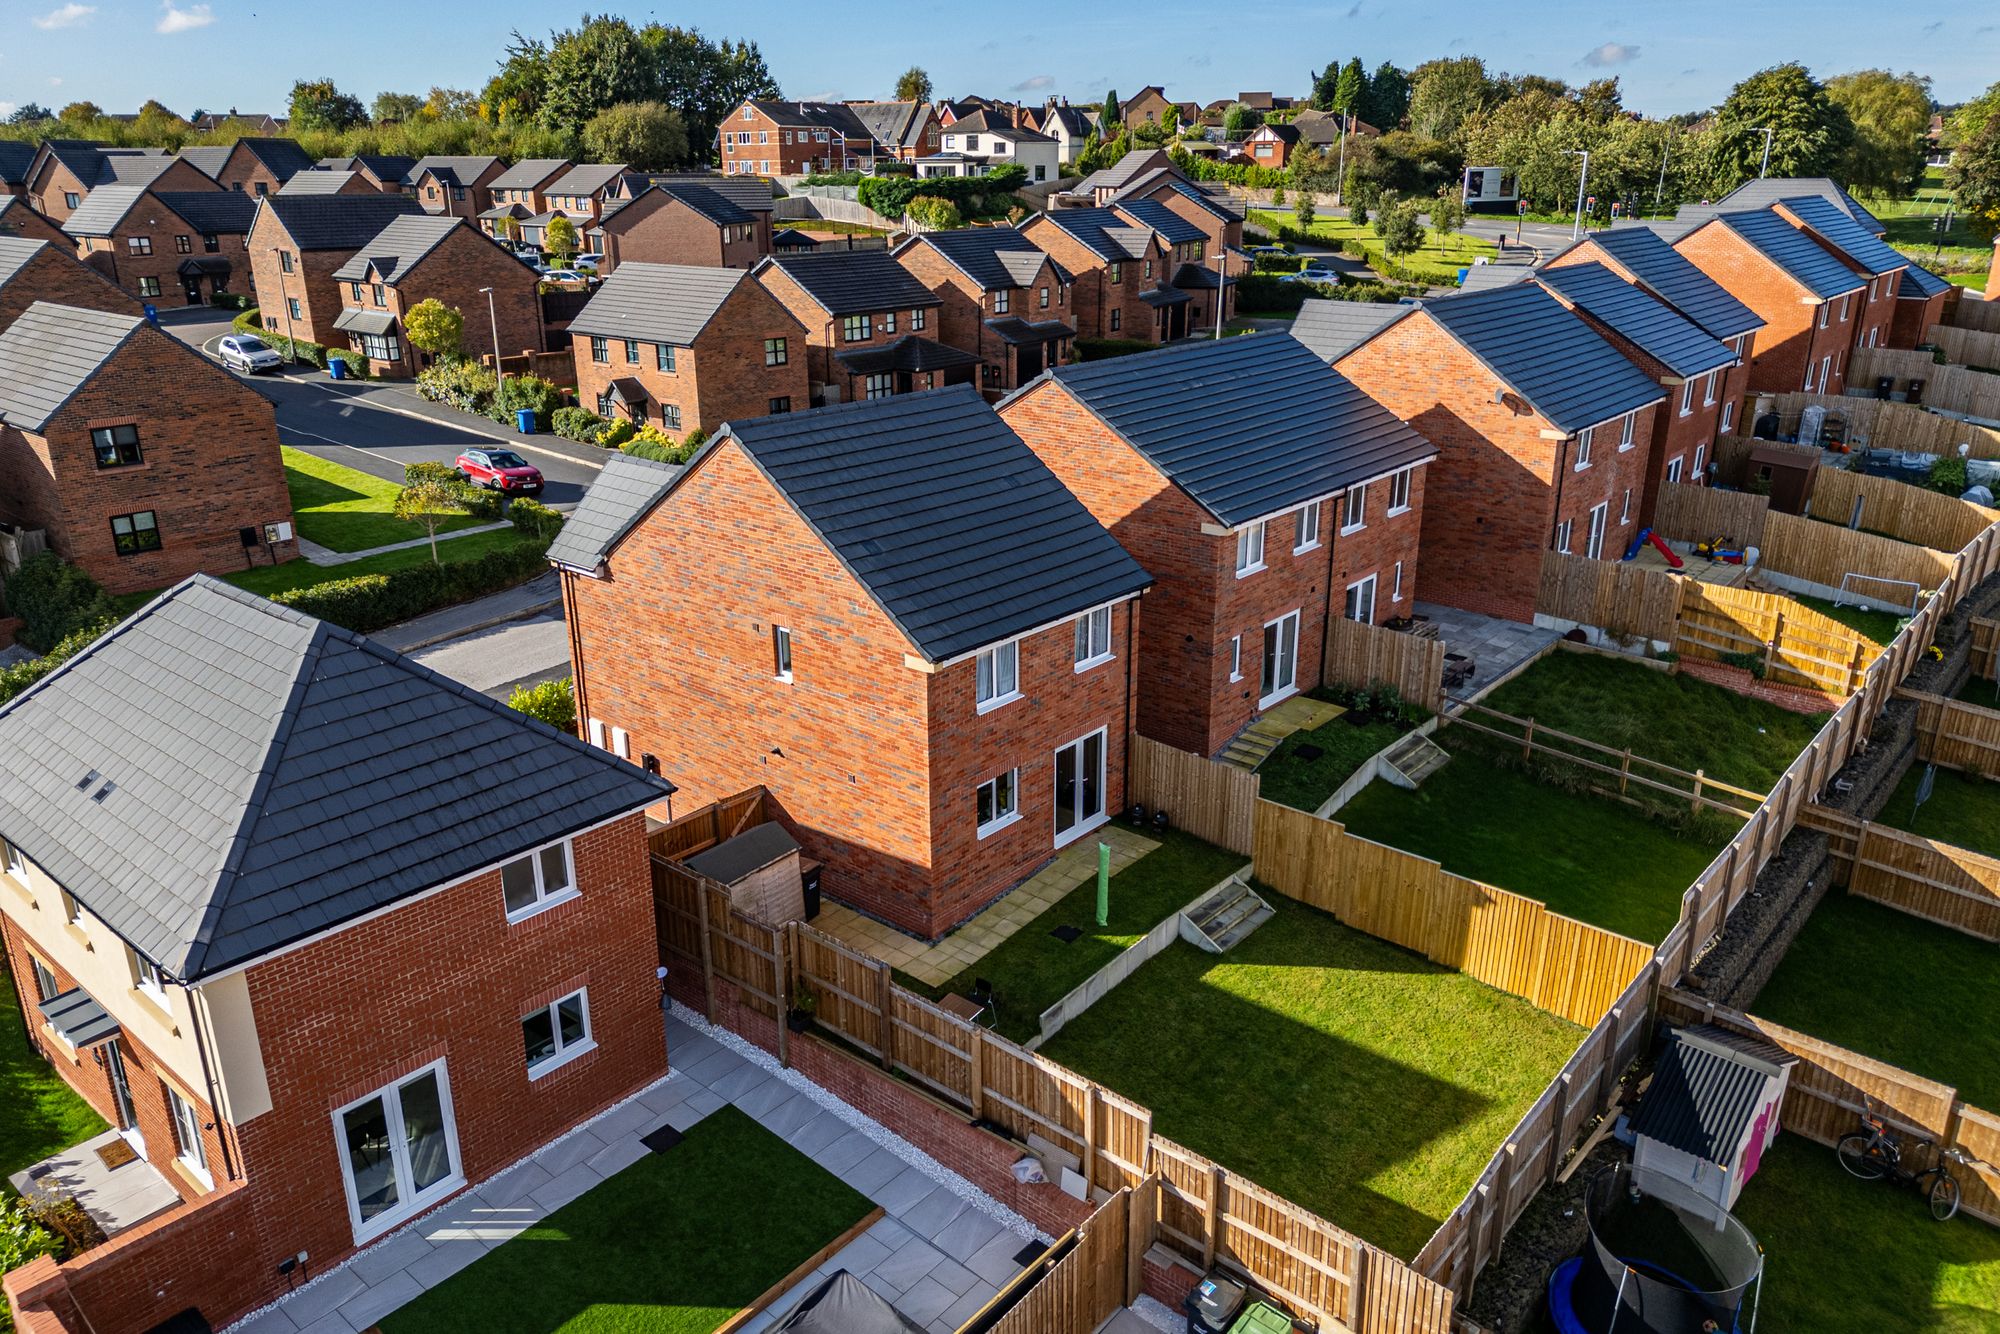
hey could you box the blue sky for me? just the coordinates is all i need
[4,0,1996,123]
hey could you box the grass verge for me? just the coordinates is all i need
[903,829,1247,1043]
[282,446,481,553]
[1258,714,1406,812]
[1794,593,1906,647]
[0,969,108,1185]
[377,1105,872,1334]
[1751,892,2000,1107]
[1039,895,1581,1260]
[224,528,538,598]
[1730,1136,2000,1332]
[1877,764,2000,860]
[1247,209,1495,284]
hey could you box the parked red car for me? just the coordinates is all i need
[455,448,544,494]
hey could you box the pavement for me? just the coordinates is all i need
[369,571,569,699]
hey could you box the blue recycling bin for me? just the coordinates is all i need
[328,357,349,380]
[516,408,537,434]
[143,303,158,323]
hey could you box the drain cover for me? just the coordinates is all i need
[640,1124,684,1154]
[1050,925,1082,943]
[1012,1240,1047,1267]
[1292,743,1324,762]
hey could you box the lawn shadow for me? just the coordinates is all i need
[283,462,374,510]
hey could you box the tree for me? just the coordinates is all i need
[1948,113,2000,242]
[289,78,367,133]
[57,101,104,124]
[1406,57,1494,145]
[1310,61,1342,113]
[132,99,188,146]
[544,215,580,263]
[640,25,779,164]
[905,195,963,229]
[1223,102,1262,140]
[537,14,653,135]
[1358,61,1410,130]
[403,299,465,360]
[1334,59,1365,116]
[372,91,424,123]
[1577,77,1622,123]
[1101,90,1121,129]
[1826,69,1932,199]
[1373,190,1426,258]
[1708,63,1852,194]
[583,101,688,169]
[394,464,473,565]
[1951,81,2000,149]
[895,66,932,103]
[1294,193,1316,229]
[482,31,551,125]
[7,103,54,124]
[423,87,480,120]
[1290,146,1341,200]
[1431,183,1465,253]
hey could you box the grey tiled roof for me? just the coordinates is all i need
[1717,177,1885,236]
[1584,228,1764,341]
[489,158,573,190]
[626,181,755,227]
[1073,149,1175,196]
[0,141,33,187]
[59,186,151,238]
[235,137,316,181]
[1033,333,1438,527]
[567,263,755,346]
[721,385,1150,662]
[1536,262,1736,378]
[832,333,982,375]
[346,155,417,184]
[1425,282,1667,435]
[0,301,145,431]
[0,237,51,290]
[1112,198,1206,246]
[625,174,776,214]
[762,250,941,316]
[1709,209,1867,300]
[175,146,233,180]
[1031,207,1160,263]
[1776,194,1908,277]
[847,101,931,151]
[408,155,502,187]
[278,170,363,195]
[1457,262,1535,292]
[547,451,686,571]
[1290,299,1413,363]
[331,215,494,284]
[1899,263,1952,299]
[1156,178,1244,224]
[0,576,674,981]
[153,191,256,235]
[548,162,628,198]
[258,193,425,250]
[900,227,1053,291]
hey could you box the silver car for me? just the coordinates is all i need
[218,334,283,374]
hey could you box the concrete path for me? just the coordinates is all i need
[299,521,514,567]
[373,571,563,654]
[225,1006,1050,1334]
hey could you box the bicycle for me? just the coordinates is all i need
[1837,1113,1966,1221]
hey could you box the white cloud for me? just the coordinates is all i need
[156,1,216,33]
[1582,42,1639,67]
[1011,74,1055,93]
[33,4,96,29]
[47,76,63,86]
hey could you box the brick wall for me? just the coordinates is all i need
[720,108,854,176]
[1137,184,1245,254]
[1674,225,1855,397]
[598,192,762,274]
[0,201,72,248]
[336,225,544,377]
[73,194,247,306]
[894,243,1074,393]
[753,263,943,403]
[1016,219,1171,344]
[0,244,141,328]
[1890,288,1949,351]
[211,145,288,199]
[412,167,501,221]
[0,325,296,594]
[247,212,352,348]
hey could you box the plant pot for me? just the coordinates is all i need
[786,1010,815,1034]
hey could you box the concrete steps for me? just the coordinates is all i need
[1180,877,1274,954]
[1382,733,1451,789]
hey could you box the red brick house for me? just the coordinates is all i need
[328,216,545,377]
[1768,194,1907,356]
[1324,283,1667,623]
[1111,174,1249,269]
[540,163,628,231]
[892,227,1075,395]
[1001,334,1435,757]
[1017,207,1221,342]
[556,388,1149,938]
[1668,209,1868,397]
[1069,148,1176,205]
[613,173,778,253]
[568,262,808,436]
[0,575,674,1334]
[0,196,71,248]
[589,183,763,274]
[1546,227,1765,445]
[1892,261,1954,350]
[175,138,318,198]
[753,249,979,405]
[0,302,297,593]
[407,156,506,220]
[0,238,139,330]
[63,186,254,306]
[317,154,418,195]
[272,170,378,197]
[1242,122,1301,168]
[846,101,942,161]
[23,142,210,224]
[0,142,32,200]
[1533,262,1742,527]
[477,158,571,239]
[247,193,427,348]
[1119,87,1178,127]
[719,101,888,176]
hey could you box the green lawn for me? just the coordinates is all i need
[1752,892,2000,1108]
[1476,651,1826,794]
[1947,273,1989,290]
[1956,673,2000,708]
[1247,209,1496,284]
[1794,593,1906,647]
[377,1106,872,1334]
[1877,764,2000,860]
[1258,714,1406,812]
[903,829,1247,1043]
[1040,895,1582,1260]
[282,447,483,553]
[0,969,108,1186]
[223,527,536,598]
[1732,1136,2000,1333]
[1336,750,1726,942]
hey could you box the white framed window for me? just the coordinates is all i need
[1073,607,1113,671]
[1819,355,1832,393]
[1734,334,1750,359]
[166,1083,212,1188]
[1391,560,1404,603]
[976,640,1020,712]
[1051,729,1108,848]
[910,308,924,331]
[1703,371,1717,406]
[1840,293,1851,322]
[1555,518,1574,553]
[995,289,1010,314]
[1260,611,1301,707]
[1585,502,1609,559]
[501,839,577,921]
[864,372,894,400]
[1388,468,1412,514]
[976,769,1020,838]
[610,726,629,759]
[130,947,168,1003]
[1817,303,1830,329]
[30,956,59,1004]
[523,988,594,1077]
[1235,521,1266,577]
[1342,483,1368,533]
[1344,575,1376,624]
[882,311,898,334]
[1228,635,1243,682]
[1618,416,1635,452]
[1293,502,1321,553]
[1679,380,1694,417]
[1574,428,1594,470]
[773,625,793,681]
[1665,456,1685,484]
[59,889,83,926]
[1721,399,1736,435]
[2,838,25,882]
[333,1061,462,1244]
[1693,443,1707,477]
[1619,488,1632,524]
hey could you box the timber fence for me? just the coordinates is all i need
[1927,323,2000,373]
[1852,346,2000,421]
[1802,804,2000,942]
[1973,617,2000,682]
[1325,614,1446,712]
[1950,300,2000,337]
[1759,394,2000,459]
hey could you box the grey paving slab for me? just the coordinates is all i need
[896,1275,959,1326]
[229,1304,299,1334]
[533,1125,608,1176]
[898,1185,968,1240]
[841,1146,911,1196]
[664,1088,726,1130]
[404,1237,488,1291]
[348,1230,433,1285]
[273,1269,367,1327]
[872,1238,946,1295]
[933,1206,1006,1262]
[924,1256,981,1300]
[586,1133,650,1178]
[828,1230,893,1277]
[869,1165,940,1216]
[528,1162,603,1214]
[734,1074,796,1119]
[711,1062,772,1103]
[288,1311,358,1334]
[335,1271,424,1330]
[759,1091,821,1140]
[591,1098,660,1142]
[636,1077,693,1116]
[785,1109,850,1156]
[935,1287,996,1333]
[472,1160,553,1209]
[966,1231,1030,1286]
[813,1129,879,1175]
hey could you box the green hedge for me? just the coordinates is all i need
[552,406,614,444]
[858,163,1026,220]
[4,553,115,653]
[231,308,366,378]
[508,497,565,543]
[0,616,115,708]
[271,539,555,634]
[209,291,254,311]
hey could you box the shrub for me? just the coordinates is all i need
[552,406,611,443]
[905,194,964,230]
[4,554,115,653]
[491,374,564,428]
[0,615,115,709]
[415,359,498,414]
[209,291,253,311]
[272,539,553,633]
[598,419,636,449]
[622,436,678,462]
[507,676,576,733]
[403,298,465,360]
[858,163,1027,220]
[507,496,565,542]
[1719,648,1768,679]
[798,171,864,187]
[1926,455,1970,497]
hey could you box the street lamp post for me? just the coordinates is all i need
[480,286,505,396]
[1569,150,1592,241]
[1753,126,1775,179]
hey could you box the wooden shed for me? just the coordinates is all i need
[683,820,808,924]
[1630,1025,1798,1228]
[1748,442,1820,515]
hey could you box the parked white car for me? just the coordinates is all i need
[572,253,603,274]
[540,269,589,285]
[1281,265,1342,285]
[217,333,284,374]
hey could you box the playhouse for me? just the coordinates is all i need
[1629,1024,1799,1227]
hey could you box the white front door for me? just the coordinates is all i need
[1052,729,1107,848]
[1586,502,1609,559]
[1260,610,1301,707]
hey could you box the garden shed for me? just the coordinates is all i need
[1630,1024,1798,1228]
[683,820,809,923]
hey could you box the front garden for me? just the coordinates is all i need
[1039,893,1582,1261]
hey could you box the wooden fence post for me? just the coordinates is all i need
[694,882,718,1020]
[875,959,895,1072]
[1522,717,1535,761]
[968,1027,986,1122]
[1619,748,1632,797]
[773,921,790,1069]
[1348,1243,1370,1330]
[1691,768,1706,815]
[1083,1084,1101,1189]
[1203,1165,1223,1269]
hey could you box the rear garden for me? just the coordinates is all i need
[1876,764,2000,860]
[1039,892,1583,1261]
[0,971,108,1185]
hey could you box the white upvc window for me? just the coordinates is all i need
[130,947,168,1005]
[1693,443,1708,477]
[1721,399,1736,434]
[1665,455,1685,484]
[333,1060,463,1244]
[59,889,83,926]
[976,640,1020,711]
[1586,502,1609,559]
[1703,371,1717,406]
[1391,560,1404,602]
[1342,483,1368,533]
[1574,427,1594,470]
[773,625,793,681]
[1342,576,1375,624]
[1235,521,1266,577]
[1679,380,1694,417]
[1073,606,1113,671]
[976,769,1020,838]
[523,988,594,1077]
[167,1083,212,1188]
[1,838,25,882]
[1388,468,1412,514]
[609,726,629,759]
[1619,414,1636,450]
[1555,518,1574,553]
[1840,293,1851,322]
[1293,502,1321,553]
[882,311,898,334]
[1817,303,1830,330]
[501,839,577,921]
[1228,635,1243,682]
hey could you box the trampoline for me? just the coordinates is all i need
[1547,1165,1764,1334]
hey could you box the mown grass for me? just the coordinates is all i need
[224,528,537,598]
[0,969,108,1186]
[1247,208,1495,284]
[1040,894,1582,1261]
[1794,592,1907,647]
[1258,714,1406,812]
[282,446,482,552]
[1877,763,2000,860]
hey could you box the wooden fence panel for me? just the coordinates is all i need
[1975,618,2000,682]
[1533,551,1683,642]
[1126,733,1259,856]
[1927,324,2000,372]
[1853,347,2000,421]
[646,787,767,861]
[1846,822,2000,941]
[1910,689,2000,776]
[1951,301,2000,336]
[1809,466,2000,553]
[1673,585,1876,697]
[1952,1107,2000,1226]
[1652,481,1768,548]
[1759,509,1955,599]
[1325,614,1446,710]
[975,1190,1129,1334]
[1765,394,2000,459]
